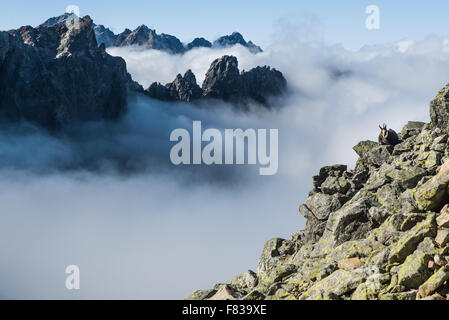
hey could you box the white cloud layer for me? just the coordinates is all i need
[3,34,449,298]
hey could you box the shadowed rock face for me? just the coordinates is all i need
[186,37,212,50]
[146,70,203,102]
[202,55,242,100]
[93,24,117,47]
[145,55,287,108]
[0,16,141,129]
[202,55,287,106]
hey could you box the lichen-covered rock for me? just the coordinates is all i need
[385,166,426,190]
[430,84,449,132]
[312,164,348,189]
[437,211,449,228]
[321,176,351,195]
[301,193,343,220]
[257,238,286,274]
[226,270,259,293]
[299,270,365,300]
[353,140,378,158]
[413,160,449,211]
[351,273,390,300]
[396,238,437,289]
[401,121,425,139]
[325,197,373,246]
[417,265,449,298]
[186,289,217,300]
[378,290,417,300]
[362,146,393,167]
[376,182,402,212]
[389,214,437,264]
[208,284,242,300]
[368,207,391,226]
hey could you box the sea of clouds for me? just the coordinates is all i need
[2,33,449,298]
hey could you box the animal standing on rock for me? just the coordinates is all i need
[378,124,399,146]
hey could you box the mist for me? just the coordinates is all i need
[2,33,449,298]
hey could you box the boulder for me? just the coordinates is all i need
[353,140,378,158]
[325,198,372,246]
[418,265,449,298]
[321,176,350,195]
[362,146,392,167]
[257,238,285,274]
[337,257,362,270]
[186,289,217,300]
[400,121,425,139]
[413,160,449,211]
[208,284,239,300]
[435,229,449,247]
[312,164,347,189]
[396,238,437,289]
[301,193,343,221]
[351,273,390,300]
[385,166,427,190]
[388,214,437,264]
[299,270,365,300]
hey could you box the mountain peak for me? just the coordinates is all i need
[145,55,287,107]
[214,32,262,53]
[40,12,79,27]
[40,14,263,54]
[0,15,141,129]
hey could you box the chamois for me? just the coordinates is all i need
[378,123,399,146]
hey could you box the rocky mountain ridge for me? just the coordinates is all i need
[41,14,263,54]
[145,55,287,107]
[0,15,141,129]
[0,15,287,129]
[189,84,449,300]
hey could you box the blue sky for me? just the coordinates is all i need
[1,1,449,49]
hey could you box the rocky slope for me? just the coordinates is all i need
[41,13,263,54]
[189,85,449,300]
[145,55,287,108]
[0,15,141,129]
